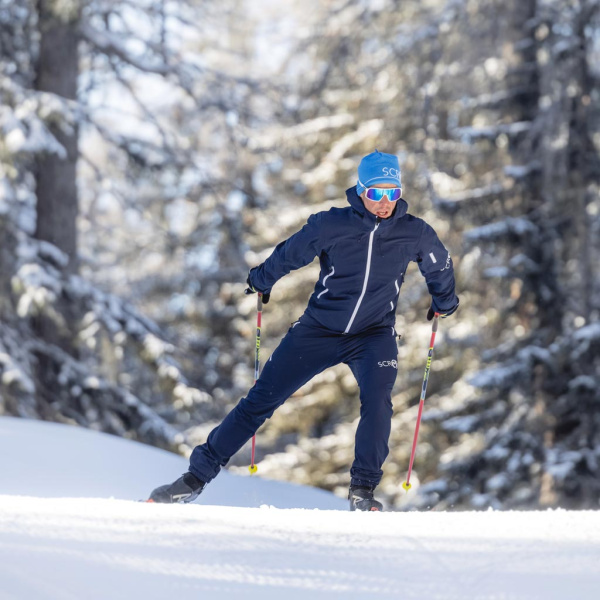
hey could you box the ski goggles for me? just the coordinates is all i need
[359,181,402,202]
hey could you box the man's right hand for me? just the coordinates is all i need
[427,297,459,321]
[244,274,271,304]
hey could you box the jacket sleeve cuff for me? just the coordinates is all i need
[248,266,272,294]
[431,296,459,314]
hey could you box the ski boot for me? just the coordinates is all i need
[348,485,383,512]
[147,471,205,504]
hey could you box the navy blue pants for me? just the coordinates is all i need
[189,322,399,489]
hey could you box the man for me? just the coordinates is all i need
[149,150,458,511]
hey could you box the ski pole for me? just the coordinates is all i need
[248,292,263,474]
[402,312,440,491]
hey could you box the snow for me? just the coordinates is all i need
[568,375,597,391]
[1,417,600,600]
[454,121,532,142]
[0,417,342,509]
[465,217,539,243]
[469,362,523,388]
[573,321,600,342]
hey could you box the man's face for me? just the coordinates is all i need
[360,184,399,219]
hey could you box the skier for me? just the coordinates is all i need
[148,150,458,511]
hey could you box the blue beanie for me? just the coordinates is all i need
[356,150,402,195]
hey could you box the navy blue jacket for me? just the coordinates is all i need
[249,188,458,334]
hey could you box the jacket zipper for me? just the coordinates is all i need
[344,218,381,334]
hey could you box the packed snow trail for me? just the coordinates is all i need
[1,417,600,600]
[1,497,599,600]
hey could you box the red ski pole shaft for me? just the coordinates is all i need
[402,313,440,491]
[249,293,263,474]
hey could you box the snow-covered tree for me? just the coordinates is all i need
[410,0,600,510]
[2,0,598,510]
[0,0,270,452]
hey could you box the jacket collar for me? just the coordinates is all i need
[345,187,408,229]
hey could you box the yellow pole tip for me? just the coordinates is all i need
[248,465,258,474]
[402,481,412,491]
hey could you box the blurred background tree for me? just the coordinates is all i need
[1,0,598,509]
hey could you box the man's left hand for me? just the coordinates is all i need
[244,274,271,304]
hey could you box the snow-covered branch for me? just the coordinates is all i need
[80,24,171,75]
[465,217,539,244]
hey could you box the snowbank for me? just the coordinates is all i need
[1,417,599,600]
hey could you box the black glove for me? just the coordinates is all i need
[427,297,459,321]
[244,274,271,304]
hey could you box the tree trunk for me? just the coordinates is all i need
[35,0,80,274]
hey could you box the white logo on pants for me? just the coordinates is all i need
[378,360,398,369]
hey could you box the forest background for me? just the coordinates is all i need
[1,0,599,510]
